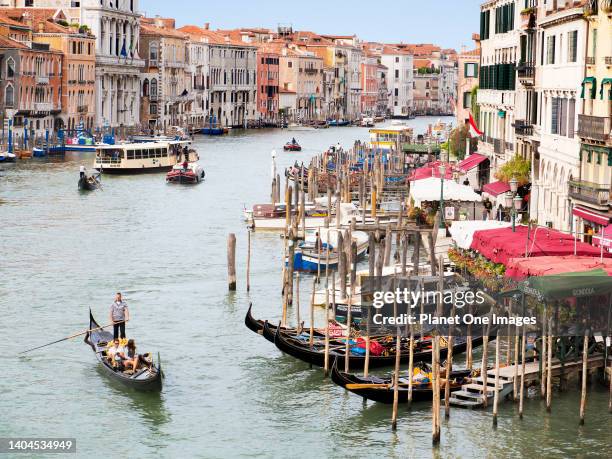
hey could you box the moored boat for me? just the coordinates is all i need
[331,359,473,403]
[84,311,162,391]
[0,151,16,162]
[270,322,486,371]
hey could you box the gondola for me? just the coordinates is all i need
[84,311,162,392]
[283,141,302,151]
[245,303,324,343]
[78,174,100,191]
[270,322,488,370]
[330,359,473,403]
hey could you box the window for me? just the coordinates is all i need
[546,35,555,65]
[463,91,472,109]
[149,103,157,115]
[150,42,158,62]
[465,62,478,78]
[592,29,597,58]
[288,61,292,68]
[394,69,399,78]
[568,31,578,63]
[551,97,559,134]
[127,150,135,160]
[150,78,157,97]
[6,57,15,78]
[395,57,399,63]
[567,99,575,138]
[135,150,142,159]
[5,84,14,106]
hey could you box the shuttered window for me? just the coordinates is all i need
[547,35,556,65]
[568,31,578,63]
[551,97,559,135]
[567,99,575,138]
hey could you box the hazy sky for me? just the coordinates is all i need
[144,0,483,50]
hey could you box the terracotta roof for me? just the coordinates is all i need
[414,58,434,68]
[178,25,254,47]
[0,8,88,35]
[0,11,30,28]
[381,45,411,55]
[461,48,481,57]
[0,34,28,49]
[394,43,441,56]
[141,22,187,39]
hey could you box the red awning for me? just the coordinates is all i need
[505,255,612,279]
[470,225,610,265]
[457,153,487,172]
[482,181,510,197]
[408,161,454,181]
[572,206,611,226]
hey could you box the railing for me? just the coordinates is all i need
[77,105,88,113]
[568,180,610,206]
[517,62,535,80]
[34,102,53,111]
[606,57,612,65]
[514,120,533,136]
[36,75,49,84]
[304,68,318,75]
[578,114,611,142]
[586,57,595,65]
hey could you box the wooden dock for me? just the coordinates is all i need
[448,354,606,409]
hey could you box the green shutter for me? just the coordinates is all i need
[600,78,612,99]
[608,153,612,167]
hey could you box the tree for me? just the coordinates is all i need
[448,124,478,161]
[470,85,480,126]
[495,155,531,185]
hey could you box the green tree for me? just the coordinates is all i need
[470,85,480,126]
[495,155,531,185]
[448,124,478,161]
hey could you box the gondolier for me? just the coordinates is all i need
[110,292,129,339]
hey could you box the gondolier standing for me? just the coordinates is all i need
[110,292,129,339]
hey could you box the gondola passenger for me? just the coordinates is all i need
[107,339,126,368]
[123,339,139,373]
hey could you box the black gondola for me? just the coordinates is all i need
[270,322,488,370]
[78,173,101,191]
[245,303,323,342]
[330,359,472,403]
[84,311,162,392]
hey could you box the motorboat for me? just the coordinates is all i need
[166,161,205,184]
[283,139,302,151]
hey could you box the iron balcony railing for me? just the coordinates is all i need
[568,180,611,206]
[578,114,611,142]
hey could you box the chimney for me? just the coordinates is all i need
[204,22,209,30]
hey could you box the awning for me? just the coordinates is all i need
[521,269,612,301]
[601,78,612,100]
[410,177,482,205]
[581,76,597,99]
[470,225,610,265]
[572,206,611,226]
[506,255,612,279]
[457,153,487,172]
[593,223,612,249]
[482,181,510,197]
[408,161,454,181]
[450,220,512,250]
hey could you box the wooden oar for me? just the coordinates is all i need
[18,321,121,355]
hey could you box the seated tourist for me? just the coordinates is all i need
[123,339,139,373]
[107,338,126,368]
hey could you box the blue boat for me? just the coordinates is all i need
[327,119,350,127]
[33,145,65,157]
[201,116,226,135]
[0,152,16,162]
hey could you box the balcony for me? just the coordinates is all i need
[493,138,503,155]
[36,75,49,85]
[514,120,533,137]
[304,68,318,75]
[517,62,535,85]
[77,105,88,113]
[569,180,610,207]
[34,102,53,112]
[586,57,595,65]
[606,57,612,66]
[520,10,537,30]
[578,114,611,143]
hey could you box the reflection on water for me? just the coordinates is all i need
[1,119,611,457]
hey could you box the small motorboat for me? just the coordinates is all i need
[166,161,205,184]
[0,151,16,162]
[283,139,302,151]
[78,168,102,191]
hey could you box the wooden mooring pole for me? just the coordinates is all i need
[227,233,236,291]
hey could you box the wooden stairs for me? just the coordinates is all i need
[447,370,515,409]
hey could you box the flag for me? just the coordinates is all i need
[120,41,127,58]
[468,112,483,137]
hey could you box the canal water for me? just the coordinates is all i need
[1,117,610,458]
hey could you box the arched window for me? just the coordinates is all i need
[150,78,157,98]
[6,57,15,78]
[5,84,14,106]
[142,78,149,97]
[150,42,158,62]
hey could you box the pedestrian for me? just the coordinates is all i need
[109,292,129,340]
[482,198,493,221]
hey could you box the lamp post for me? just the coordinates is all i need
[439,164,446,229]
[504,177,522,232]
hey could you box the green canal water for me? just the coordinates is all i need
[1,117,610,458]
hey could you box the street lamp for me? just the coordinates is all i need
[439,164,446,229]
[504,177,522,232]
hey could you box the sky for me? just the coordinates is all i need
[144,0,483,51]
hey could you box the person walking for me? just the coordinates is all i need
[110,292,129,339]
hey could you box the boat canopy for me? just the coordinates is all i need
[505,255,612,279]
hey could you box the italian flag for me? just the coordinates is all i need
[468,112,483,138]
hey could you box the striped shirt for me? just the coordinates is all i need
[110,301,128,321]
